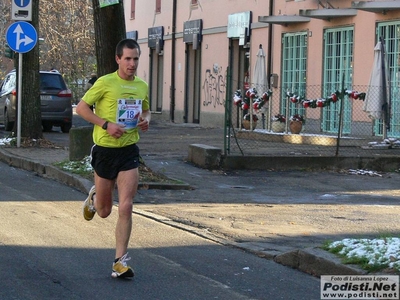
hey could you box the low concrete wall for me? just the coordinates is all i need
[222,155,400,171]
[69,126,93,161]
[188,144,222,169]
[187,143,400,172]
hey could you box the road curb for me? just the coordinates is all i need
[0,147,192,193]
[274,248,366,277]
[132,207,366,278]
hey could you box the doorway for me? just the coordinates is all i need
[149,49,164,112]
[184,43,201,123]
[229,38,250,128]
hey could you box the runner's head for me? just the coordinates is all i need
[116,39,141,58]
[115,39,141,80]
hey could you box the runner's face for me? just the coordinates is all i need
[116,47,140,80]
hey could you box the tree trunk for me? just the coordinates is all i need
[92,0,126,76]
[20,0,42,139]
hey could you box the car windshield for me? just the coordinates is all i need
[40,73,67,90]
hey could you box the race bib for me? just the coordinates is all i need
[116,99,142,129]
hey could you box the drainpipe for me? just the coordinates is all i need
[266,0,274,130]
[170,0,177,122]
[267,0,273,81]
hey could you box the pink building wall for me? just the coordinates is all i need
[125,0,272,125]
[125,0,400,129]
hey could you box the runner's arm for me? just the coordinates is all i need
[76,99,106,128]
[138,109,151,132]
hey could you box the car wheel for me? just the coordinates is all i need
[61,122,72,133]
[42,123,53,132]
[4,110,14,131]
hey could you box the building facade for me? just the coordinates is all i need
[124,0,400,137]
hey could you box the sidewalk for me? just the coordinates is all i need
[1,121,399,277]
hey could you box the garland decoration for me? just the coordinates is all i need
[233,88,273,112]
[286,90,366,109]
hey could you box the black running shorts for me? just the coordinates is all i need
[90,144,140,180]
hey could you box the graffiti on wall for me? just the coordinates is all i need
[202,64,226,108]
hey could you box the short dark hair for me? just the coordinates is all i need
[116,39,141,58]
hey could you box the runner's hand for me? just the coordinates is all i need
[107,123,126,139]
[138,117,149,132]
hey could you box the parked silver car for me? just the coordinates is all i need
[0,70,73,133]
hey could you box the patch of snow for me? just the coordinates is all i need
[328,237,400,271]
[320,194,337,198]
[348,169,382,177]
[0,138,14,146]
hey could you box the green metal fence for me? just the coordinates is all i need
[224,82,400,157]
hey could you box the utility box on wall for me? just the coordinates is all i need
[270,73,278,88]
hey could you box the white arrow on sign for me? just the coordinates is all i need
[13,24,34,50]
[16,0,28,6]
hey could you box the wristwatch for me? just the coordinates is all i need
[102,121,109,130]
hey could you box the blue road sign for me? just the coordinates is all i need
[14,0,30,8]
[6,21,37,53]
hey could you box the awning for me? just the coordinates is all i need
[299,9,357,20]
[351,1,400,13]
[258,15,310,26]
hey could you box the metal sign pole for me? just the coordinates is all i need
[6,21,37,147]
[17,53,23,147]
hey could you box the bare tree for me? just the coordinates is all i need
[39,0,95,74]
[20,0,42,139]
[92,0,126,76]
[0,0,41,138]
[40,0,96,102]
[1,1,96,81]
[1,0,127,140]
[0,0,15,78]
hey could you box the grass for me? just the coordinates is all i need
[0,137,183,185]
[54,156,180,184]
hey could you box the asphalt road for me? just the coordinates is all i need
[0,160,321,299]
[2,111,399,297]
[0,112,325,299]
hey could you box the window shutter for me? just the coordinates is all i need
[156,0,161,13]
[131,0,136,19]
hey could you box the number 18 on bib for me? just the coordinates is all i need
[117,99,142,129]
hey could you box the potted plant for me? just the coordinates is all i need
[271,113,286,132]
[289,114,305,134]
[243,113,259,130]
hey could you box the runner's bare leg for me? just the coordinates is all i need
[115,168,138,258]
